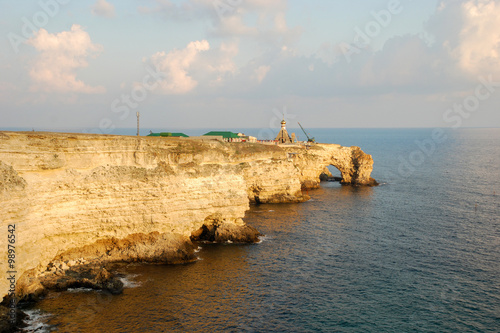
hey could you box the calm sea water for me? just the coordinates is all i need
[18,128,500,332]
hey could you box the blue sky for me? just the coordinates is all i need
[1,0,499,131]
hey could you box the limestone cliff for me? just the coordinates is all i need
[0,132,375,301]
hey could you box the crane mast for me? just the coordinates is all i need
[297,122,315,143]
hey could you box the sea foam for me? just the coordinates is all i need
[21,309,53,333]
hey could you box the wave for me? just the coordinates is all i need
[67,287,95,293]
[257,235,272,243]
[20,309,53,333]
[118,274,142,289]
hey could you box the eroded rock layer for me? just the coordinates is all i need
[0,132,375,300]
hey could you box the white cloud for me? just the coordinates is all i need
[139,0,301,48]
[199,41,239,85]
[137,0,300,91]
[92,0,115,18]
[425,0,500,78]
[302,0,500,97]
[253,65,270,83]
[144,40,239,94]
[27,25,105,94]
[149,40,210,94]
[451,0,500,76]
[210,0,302,48]
[140,0,500,99]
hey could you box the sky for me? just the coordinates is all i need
[1,0,500,132]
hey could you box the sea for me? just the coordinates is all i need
[7,128,500,332]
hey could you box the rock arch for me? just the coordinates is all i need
[295,144,378,189]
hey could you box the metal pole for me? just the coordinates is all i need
[136,112,140,136]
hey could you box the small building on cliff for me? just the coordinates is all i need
[237,133,257,143]
[147,132,189,138]
[203,131,243,142]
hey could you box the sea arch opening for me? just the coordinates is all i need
[320,164,344,183]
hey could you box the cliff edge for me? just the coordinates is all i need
[0,132,375,302]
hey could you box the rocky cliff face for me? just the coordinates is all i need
[0,132,375,301]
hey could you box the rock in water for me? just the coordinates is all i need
[215,223,262,243]
[191,214,262,243]
[39,265,124,295]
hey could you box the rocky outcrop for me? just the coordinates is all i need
[283,144,378,189]
[0,304,26,333]
[17,264,124,300]
[0,132,375,301]
[191,213,261,243]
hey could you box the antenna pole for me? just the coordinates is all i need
[136,112,140,136]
